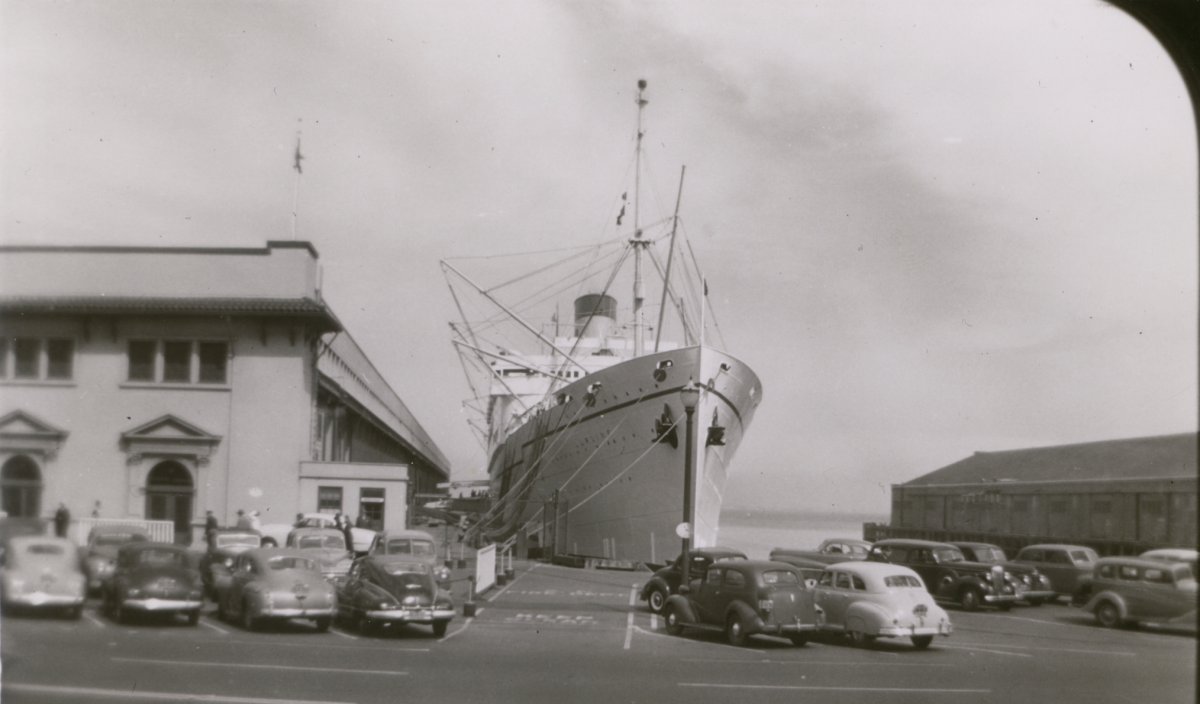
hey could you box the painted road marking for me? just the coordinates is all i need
[329,627,359,640]
[198,617,230,635]
[942,644,1033,658]
[484,563,539,602]
[950,640,1135,657]
[504,613,597,626]
[623,584,637,650]
[680,683,991,693]
[2,683,357,704]
[439,616,473,642]
[112,657,409,676]
[83,610,106,628]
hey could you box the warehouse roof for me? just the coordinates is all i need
[902,433,1197,486]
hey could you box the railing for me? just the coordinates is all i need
[67,517,175,546]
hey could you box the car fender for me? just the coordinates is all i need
[663,594,698,624]
[640,576,668,600]
[726,600,765,631]
[1084,589,1129,619]
[844,601,888,636]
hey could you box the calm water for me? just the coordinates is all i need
[715,509,885,559]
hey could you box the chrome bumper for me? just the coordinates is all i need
[365,608,456,623]
[263,606,337,618]
[879,622,952,637]
[123,598,203,612]
[4,591,85,608]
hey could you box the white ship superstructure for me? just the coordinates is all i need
[444,80,762,563]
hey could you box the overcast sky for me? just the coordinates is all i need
[2,0,1195,517]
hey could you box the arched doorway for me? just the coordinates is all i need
[145,461,194,545]
[1,455,43,518]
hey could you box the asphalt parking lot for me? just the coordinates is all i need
[2,560,1195,704]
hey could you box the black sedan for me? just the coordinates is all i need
[640,546,747,614]
[337,555,454,637]
[103,543,203,625]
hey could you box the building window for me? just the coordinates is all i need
[2,337,75,381]
[359,488,385,530]
[198,342,228,383]
[46,339,74,380]
[318,486,343,513]
[14,338,41,378]
[126,340,229,385]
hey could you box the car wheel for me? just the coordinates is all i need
[664,605,684,636]
[186,610,200,626]
[647,588,667,614]
[911,635,934,649]
[997,602,1013,611]
[241,600,259,632]
[788,634,808,647]
[432,620,449,638]
[1026,598,1045,607]
[844,628,873,647]
[959,588,982,612]
[114,598,130,625]
[216,598,227,621]
[314,617,331,633]
[1095,601,1122,629]
[725,615,749,647]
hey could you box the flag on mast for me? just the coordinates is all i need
[293,136,304,174]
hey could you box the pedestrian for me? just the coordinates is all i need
[204,510,219,550]
[91,500,101,518]
[295,512,305,526]
[53,502,71,538]
[355,513,367,529]
[248,510,262,532]
[235,509,250,529]
[339,514,354,553]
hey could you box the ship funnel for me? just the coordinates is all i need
[574,294,617,339]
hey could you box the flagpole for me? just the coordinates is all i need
[291,128,304,240]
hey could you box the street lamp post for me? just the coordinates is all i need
[678,382,700,591]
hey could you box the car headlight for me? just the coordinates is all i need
[377,601,396,610]
[223,557,234,568]
[127,588,142,598]
[402,595,421,606]
[436,566,451,582]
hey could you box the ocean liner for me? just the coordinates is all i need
[443,81,761,564]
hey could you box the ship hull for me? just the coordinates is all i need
[480,345,761,564]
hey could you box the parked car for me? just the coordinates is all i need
[0,535,87,619]
[662,559,821,646]
[337,555,455,637]
[83,524,150,594]
[1140,548,1198,579]
[103,543,203,625]
[286,527,354,585]
[813,561,952,648]
[953,542,1056,606]
[764,554,827,587]
[369,529,450,582]
[866,539,1019,611]
[261,513,375,554]
[770,538,872,565]
[639,546,747,614]
[1012,544,1099,601]
[199,528,263,598]
[217,548,337,632]
[1082,557,1197,630]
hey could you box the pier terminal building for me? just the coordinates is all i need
[872,433,1197,555]
[0,241,450,544]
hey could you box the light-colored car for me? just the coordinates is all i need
[813,561,952,649]
[1,535,87,618]
[337,555,455,637]
[217,548,337,632]
[259,513,375,554]
[370,529,450,581]
[83,524,150,594]
[1139,548,1198,579]
[1083,557,1197,630]
[1012,544,1099,600]
[287,527,354,584]
[103,543,204,625]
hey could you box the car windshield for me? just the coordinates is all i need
[216,534,260,549]
[27,543,67,556]
[934,548,966,563]
[761,570,799,585]
[298,535,345,550]
[384,539,435,556]
[884,574,923,588]
[136,548,187,567]
[1070,549,1098,564]
[267,556,318,572]
[96,533,146,546]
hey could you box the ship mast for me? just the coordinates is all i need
[631,79,649,357]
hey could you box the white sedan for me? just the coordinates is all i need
[813,561,952,649]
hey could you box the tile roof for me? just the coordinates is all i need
[0,296,341,331]
[902,432,1197,486]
